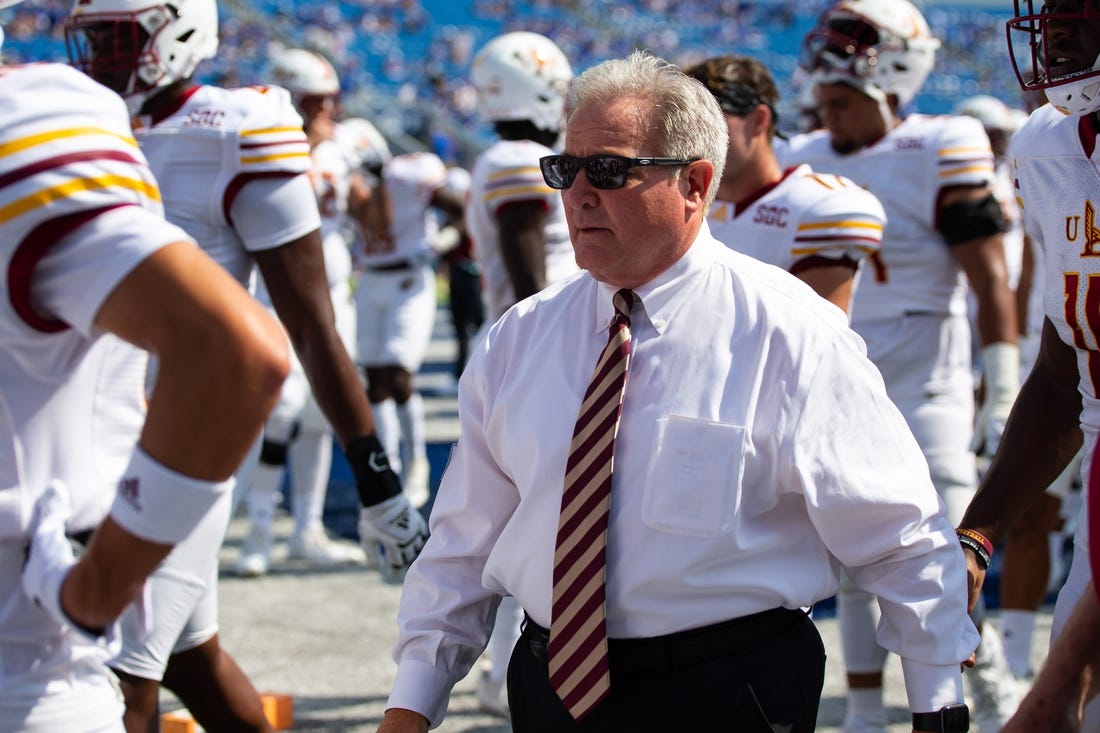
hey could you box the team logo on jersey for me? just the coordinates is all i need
[894,136,924,151]
[1067,199,1100,257]
[752,204,789,228]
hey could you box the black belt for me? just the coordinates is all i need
[521,607,808,672]
[365,259,416,272]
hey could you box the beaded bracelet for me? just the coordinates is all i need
[956,531,992,570]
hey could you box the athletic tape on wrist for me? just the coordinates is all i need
[109,447,233,544]
[981,342,1020,408]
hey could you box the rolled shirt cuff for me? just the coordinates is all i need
[387,658,456,729]
[901,658,965,713]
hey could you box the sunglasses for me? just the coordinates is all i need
[539,154,699,190]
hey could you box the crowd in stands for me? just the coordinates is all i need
[2,0,1024,166]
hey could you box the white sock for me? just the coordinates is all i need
[371,399,402,475]
[1000,610,1037,678]
[247,462,283,531]
[838,583,888,671]
[289,427,333,537]
[396,393,427,467]
[845,686,887,726]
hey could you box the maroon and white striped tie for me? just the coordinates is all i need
[549,288,635,721]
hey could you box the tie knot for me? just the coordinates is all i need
[612,289,635,321]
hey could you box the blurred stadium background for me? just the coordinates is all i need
[7,0,1022,167]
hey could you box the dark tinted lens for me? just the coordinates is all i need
[542,156,579,189]
[584,156,629,189]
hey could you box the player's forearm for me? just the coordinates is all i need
[1005,585,1100,729]
[296,332,378,445]
[60,517,170,631]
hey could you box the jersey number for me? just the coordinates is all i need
[1063,272,1100,397]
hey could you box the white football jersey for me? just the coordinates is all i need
[781,114,995,325]
[361,151,448,268]
[133,84,320,286]
[0,62,190,728]
[306,137,355,290]
[1009,104,1100,506]
[467,138,576,321]
[707,163,885,313]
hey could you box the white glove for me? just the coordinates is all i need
[358,494,428,582]
[22,481,77,628]
[22,482,120,649]
[971,342,1021,457]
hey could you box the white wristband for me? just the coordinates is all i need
[109,447,232,544]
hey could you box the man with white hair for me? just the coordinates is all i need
[376,49,976,733]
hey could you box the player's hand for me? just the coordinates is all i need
[359,495,428,582]
[962,545,987,614]
[22,481,78,628]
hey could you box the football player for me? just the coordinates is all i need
[234,48,377,577]
[463,30,578,718]
[960,0,1100,728]
[64,1,426,730]
[781,0,1022,729]
[684,54,885,317]
[0,1,288,729]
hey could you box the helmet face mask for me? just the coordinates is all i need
[1007,0,1100,116]
[801,0,939,108]
[471,31,573,133]
[66,0,218,115]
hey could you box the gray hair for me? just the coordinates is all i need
[565,50,728,210]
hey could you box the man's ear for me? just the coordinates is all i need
[681,159,713,211]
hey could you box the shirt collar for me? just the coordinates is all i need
[593,220,720,336]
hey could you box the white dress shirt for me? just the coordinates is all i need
[389,223,978,725]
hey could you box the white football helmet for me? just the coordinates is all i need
[66,0,218,116]
[270,48,340,99]
[470,31,572,132]
[953,95,1013,131]
[801,0,940,107]
[336,116,391,172]
[1007,0,1100,116]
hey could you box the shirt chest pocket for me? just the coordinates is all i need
[641,415,746,537]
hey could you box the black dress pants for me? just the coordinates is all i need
[507,608,825,732]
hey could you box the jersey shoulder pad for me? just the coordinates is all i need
[476,140,556,207]
[228,85,312,176]
[0,65,162,226]
[926,113,995,187]
[790,168,886,254]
